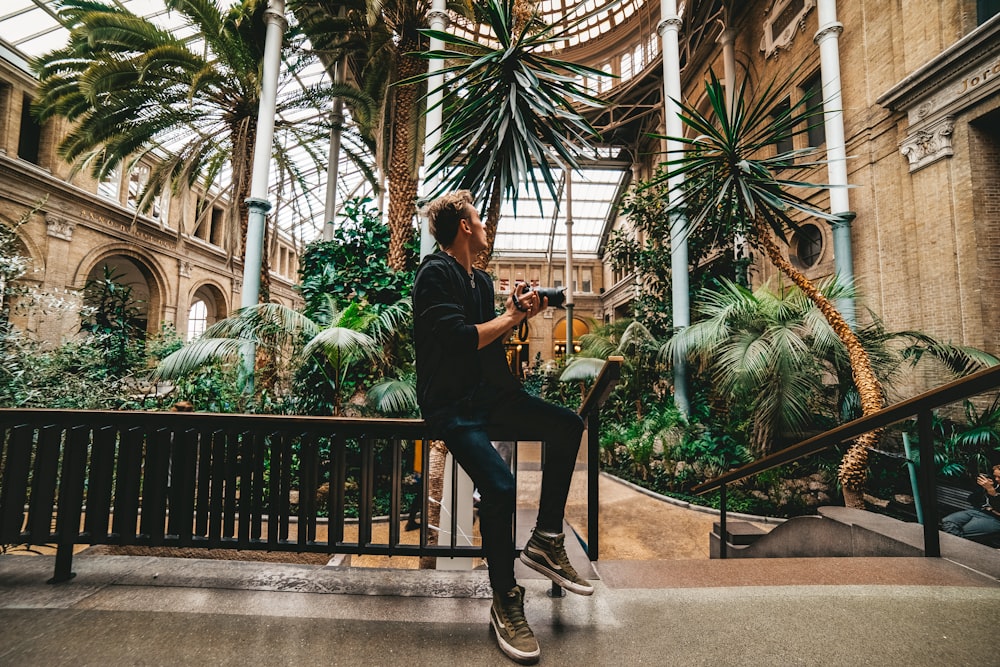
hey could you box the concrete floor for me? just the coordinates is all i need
[1,552,998,666]
[2,443,999,666]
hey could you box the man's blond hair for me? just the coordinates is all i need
[424,190,474,247]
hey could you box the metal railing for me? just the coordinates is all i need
[0,358,622,582]
[692,364,1000,558]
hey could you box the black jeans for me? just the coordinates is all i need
[431,391,584,593]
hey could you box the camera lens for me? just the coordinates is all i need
[534,287,566,309]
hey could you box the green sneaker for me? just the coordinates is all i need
[519,529,594,596]
[490,585,540,664]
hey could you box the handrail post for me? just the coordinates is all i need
[719,483,728,559]
[587,409,600,561]
[916,409,940,557]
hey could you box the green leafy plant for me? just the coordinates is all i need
[81,266,145,376]
[406,0,611,263]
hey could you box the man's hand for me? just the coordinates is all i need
[510,282,548,320]
[977,474,997,496]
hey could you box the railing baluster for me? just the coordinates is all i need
[171,428,199,546]
[250,430,266,542]
[141,428,171,545]
[719,484,728,560]
[113,427,144,544]
[587,411,600,561]
[207,430,226,547]
[0,424,34,545]
[51,425,90,583]
[299,433,318,546]
[331,434,346,546]
[389,438,401,555]
[29,425,61,543]
[359,437,374,547]
[222,430,240,540]
[84,425,117,542]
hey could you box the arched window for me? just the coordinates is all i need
[187,300,208,340]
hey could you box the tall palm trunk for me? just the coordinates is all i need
[386,46,423,271]
[475,179,505,270]
[753,218,883,508]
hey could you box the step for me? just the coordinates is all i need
[713,520,767,546]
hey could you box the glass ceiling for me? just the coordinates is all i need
[0,0,634,257]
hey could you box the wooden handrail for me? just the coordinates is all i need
[692,363,1000,495]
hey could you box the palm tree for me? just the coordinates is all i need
[291,0,475,271]
[654,71,883,507]
[32,0,377,299]
[561,318,660,419]
[408,0,609,267]
[666,277,869,454]
[153,297,410,415]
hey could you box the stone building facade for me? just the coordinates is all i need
[583,1,1000,396]
[0,52,301,347]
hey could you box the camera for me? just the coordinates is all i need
[513,283,566,310]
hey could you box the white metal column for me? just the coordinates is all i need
[815,0,855,325]
[240,0,286,389]
[658,0,689,414]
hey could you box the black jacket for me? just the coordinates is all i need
[412,251,519,419]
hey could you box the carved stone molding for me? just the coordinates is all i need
[814,22,844,45]
[899,116,955,172]
[657,17,683,37]
[761,0,816,59]
[232,278,242,295]
[178,259,192,278]
[45,215,75,241]
[427,9,450,29]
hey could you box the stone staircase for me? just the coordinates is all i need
[709,506,999,582]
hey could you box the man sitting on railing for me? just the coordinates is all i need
[941,464,1000,545]
[414,190,592,665]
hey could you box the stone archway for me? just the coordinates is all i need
[185,281,229,341]
[553,316,590,357]
[75,246,168,339]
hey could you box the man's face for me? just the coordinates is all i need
[464,206,487,253]
[993,468,1000,485]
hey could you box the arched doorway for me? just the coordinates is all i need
[186,283,227,341]
[553,317,590,358]
[83,255,154,340]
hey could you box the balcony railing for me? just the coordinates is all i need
[693,364,1000,558]
[0,358,621,582]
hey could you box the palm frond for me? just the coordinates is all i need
[153,337,251,380]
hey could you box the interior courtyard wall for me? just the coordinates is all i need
[665,1,1000,400]
[0,58,302,350]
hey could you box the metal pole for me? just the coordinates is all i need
[901,431,924,525]
[917,409,941,557]
[815,0,855,326]
[658,0,690,415]
[564,168,574,358]
[240,0,286,389]
[420,1,449,259]
[323,57,347,241]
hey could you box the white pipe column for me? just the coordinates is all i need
[564,169,574,357]
[241,0,286,388]
[420,1,449,259]
[815,0,855,326]
[323,58,347,241]
[658,0,690,414]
